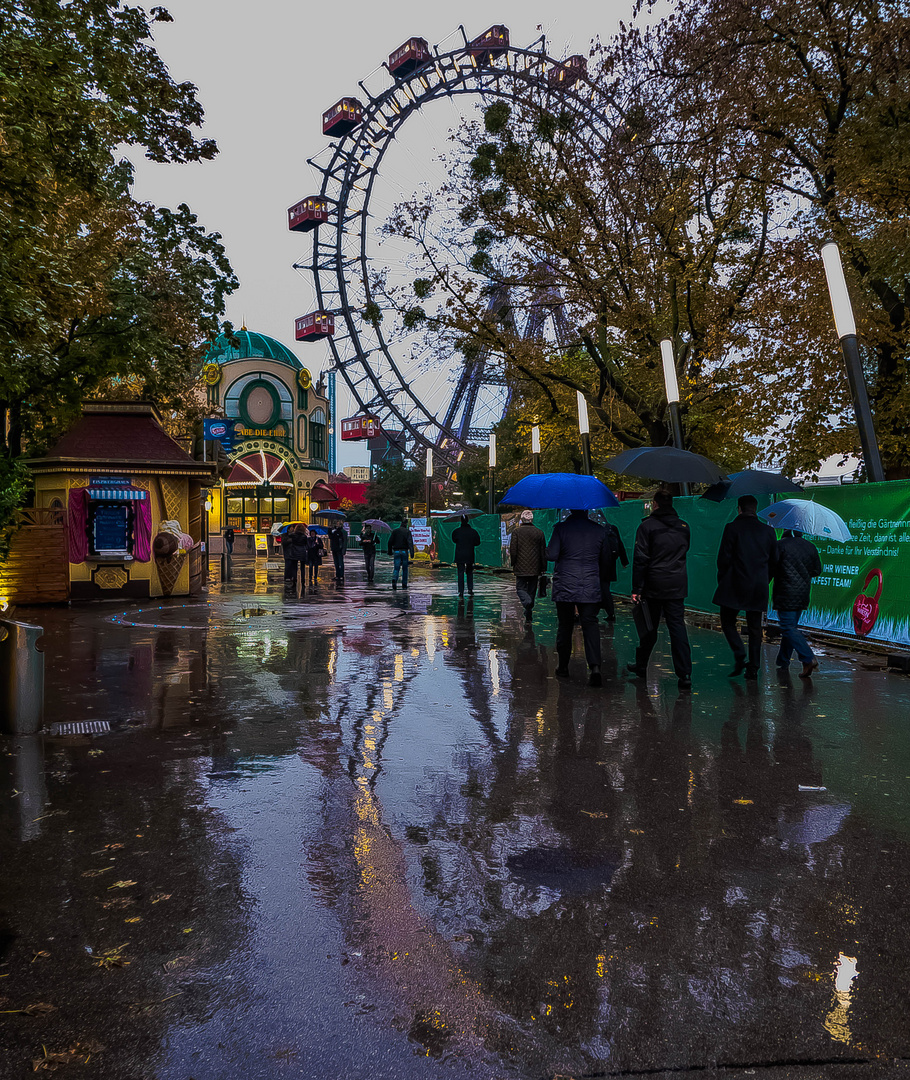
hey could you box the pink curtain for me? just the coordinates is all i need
[134,497,152,562]
[67,488,89,563]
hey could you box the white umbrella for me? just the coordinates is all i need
[758,499,853,541]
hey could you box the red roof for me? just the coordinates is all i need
[39,404,195,465]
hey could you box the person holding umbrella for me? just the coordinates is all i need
[509,509,547,621]
[452,513,482,597]
[772,530,822,678]
[601,521,628,621]
[305,527,324,585]
[328,522,348,582]
[714,495,778,678]
[627,490,693,689]
[360,522,378,583]
[281,523,309,595]
[546,509,612,687]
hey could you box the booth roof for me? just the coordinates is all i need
[203,329,301,370]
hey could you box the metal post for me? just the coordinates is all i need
[425,447,433,521]
[531,425,541,474]
[488,434,496,515]
[821,243,885,483]
[660,339,689,496]
[576,391,592,475]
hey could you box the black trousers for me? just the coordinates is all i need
[363,548,376,580]
[601,585,615,619]
[515,575,537,609]
[555,601,601,668]
[332,551,345,580]
[284,558,304,590]
[720,606,763,670]
[635,597,692,678]
[456,562,474,595]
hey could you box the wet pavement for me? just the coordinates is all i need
[3,558,910,1078]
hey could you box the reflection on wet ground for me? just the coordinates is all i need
[3,559,910,1078]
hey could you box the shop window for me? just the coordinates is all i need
[310,408,326,463]
[91,503,132,556]
[227,497,242,515]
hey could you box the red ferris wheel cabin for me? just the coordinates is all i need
[548,54,587,88]
[295,311,335,342]
[468,25,509,65]
[340,414,379,441]
[322,98,364,137]
[288,196,330,233]
[389,37,431,77]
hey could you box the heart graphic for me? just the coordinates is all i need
[852,569,883,636]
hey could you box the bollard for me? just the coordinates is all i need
[0,620,45,735]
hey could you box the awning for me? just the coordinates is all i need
[88,487,147,500]
[310,481,338,502]
[225,451,293,488]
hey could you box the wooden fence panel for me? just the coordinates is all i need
[0,509,69,604]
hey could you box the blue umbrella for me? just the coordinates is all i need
[314,508,346,518]
[500,473,619,510]
[758,499,853,541]
[606,446,726,485]
[702,469,804,502]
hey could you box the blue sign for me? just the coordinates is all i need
[204,418,234,451]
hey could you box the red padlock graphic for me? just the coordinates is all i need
[852,568,883,637]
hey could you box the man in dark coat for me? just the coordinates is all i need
[546,509,612,686]
[509,509,547,621]
[628,490,693,689]
[452,515,482,597]
[281,523,309,594]
[304,529,323,584]
[360,523,377,583]
[772,530,822,678]
[714,494,778,677]
[601,521,629,621]
[329,523,348,582]
[388,519,415,587]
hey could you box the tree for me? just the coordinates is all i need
[363,461,425,521]
[0,1,236,522]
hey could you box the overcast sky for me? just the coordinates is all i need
[130,0,632,467]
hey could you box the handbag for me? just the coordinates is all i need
[632,596,653,636]
[537,574,550,598]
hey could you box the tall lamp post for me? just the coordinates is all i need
[821,243,885,483]
[660,338,689,496]
[531,425,542,474]
[488,434,496,516]
[576,391,592,475]
[425,446,433,520]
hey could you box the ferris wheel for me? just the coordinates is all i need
[289,25,616,468]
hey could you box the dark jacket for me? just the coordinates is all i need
[360,527,377,551]
[305,534,323,565]
[509,523,547,577]
[713,513,778,611]
[632,508,691,599]
[772,534,822,612]
[388,526,415,557]
[329,526,347,554]
[452,523,481,565]
[546,511,611,604]
[282,529,309,560]
[602,523,629,584]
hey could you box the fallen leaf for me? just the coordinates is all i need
[150,893,171,904]
[87,750,104,757]
[580,811,609,818]
[124,917,142,924]
[30,951,50,963]
[81,868,113,878]
[182,928,193,934]
[733,798,754,805]
[107,881,137,890]
[0,1002,56,1016]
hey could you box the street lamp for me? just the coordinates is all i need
[488,434,497,516]
[425,446,433,520]
[576,391,592,475]
[531,425,541,474]
[821,243,885,483]
[660,338,689,496]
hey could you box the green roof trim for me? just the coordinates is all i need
[203,330,302,370]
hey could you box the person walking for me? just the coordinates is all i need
[281,523,309,594]
[601,521,629,621]
[546,509,612,687]
[509,510,547,621]
[627,490,693,690]
[305,528,323,585]
[360,523,377,583]
[329,523,348,582]
[452,514,482,597]
[714,494,778,678]
[772,529,822,678]
[223,527,235,555]
[388,519,415,587]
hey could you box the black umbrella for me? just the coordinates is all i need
[701,469,804,502]
[605,446,726,485]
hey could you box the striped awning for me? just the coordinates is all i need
[88,487,147,500]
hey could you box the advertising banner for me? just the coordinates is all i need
[203,418,235,451]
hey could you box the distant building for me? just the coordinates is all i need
[343,466,370,482]
[201,329,336,537]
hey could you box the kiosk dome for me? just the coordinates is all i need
[204,329,302,370]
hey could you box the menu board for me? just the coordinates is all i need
[93,504,129,552]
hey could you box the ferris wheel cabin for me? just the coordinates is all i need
[389,37,431,77]
[322,98,364,137]
[340,414,379,441]
[288,196,330,233]
[468,25,509,65]
[548,54,587,88]
[295,311,335,342]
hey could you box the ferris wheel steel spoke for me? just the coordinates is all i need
[303,32,618,466]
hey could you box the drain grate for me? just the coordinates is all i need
[48,721,111,736]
